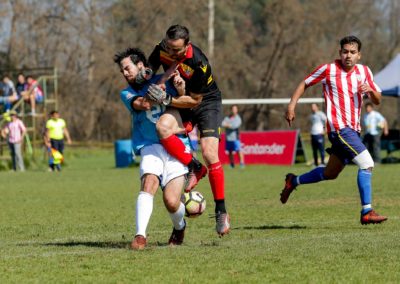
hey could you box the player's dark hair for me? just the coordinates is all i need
[166,25,190,45]
[113,47,147,66]
[365,102,373,108]
[340,35,362,51]
[49,110,58,116]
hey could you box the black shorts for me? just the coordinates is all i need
[179,93,222,138]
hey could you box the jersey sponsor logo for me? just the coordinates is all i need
[241,143,286,155]
[202,129,215,133]
[179,63,194,78]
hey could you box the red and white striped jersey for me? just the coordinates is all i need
[304,60,381,133]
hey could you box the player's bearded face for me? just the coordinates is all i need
[120,57,140,84]
[163,38,188,60]
[339,43,361,70]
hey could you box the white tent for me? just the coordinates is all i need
[375,53,400,97]
[374,54,400,128]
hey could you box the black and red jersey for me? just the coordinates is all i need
[148,43,220,96]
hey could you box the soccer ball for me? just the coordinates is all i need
[181,191,206,218]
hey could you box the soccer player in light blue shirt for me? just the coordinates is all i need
[115,47,191,250]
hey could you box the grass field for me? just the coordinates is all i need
[1,148,399,283]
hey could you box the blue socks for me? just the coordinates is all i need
[297,166,325,186]
[294,167,373,216]
[357,169,372,215]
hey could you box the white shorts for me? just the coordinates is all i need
[140,144,188,188]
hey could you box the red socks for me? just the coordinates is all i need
[208,161,225,200]
[160,135,192,165]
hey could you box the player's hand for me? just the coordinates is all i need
[173,71,186,95]
[359,83,372,95]
[141,97,154,110]
[164,62,179,80]
[383,128,389,136]
[145,83,167,104]
[285,107,295,127]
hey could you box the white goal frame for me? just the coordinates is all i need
[222,98,324,105]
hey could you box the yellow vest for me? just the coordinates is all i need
[46,118,66,140]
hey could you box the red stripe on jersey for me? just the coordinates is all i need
[364,65,380,92]
[325,64,337,132]
[335,63,347,130]
[347,70,355,129]
[304,64,327,87]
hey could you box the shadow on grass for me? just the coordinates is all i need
[41,241,130,249]
[234,224,307,230]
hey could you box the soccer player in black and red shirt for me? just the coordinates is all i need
[148,25,230,236]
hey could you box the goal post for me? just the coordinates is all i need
[222,98,324,105]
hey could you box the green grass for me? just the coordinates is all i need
[1,148,399,283]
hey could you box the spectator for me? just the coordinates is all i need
[1,75,19,111]
[310,103,327,166]
[1,110,26,171]
[221,105,245,168]
[16,73,28,100]
[363,102,389,163]
[44,110,72,171]
[22,75,44,115]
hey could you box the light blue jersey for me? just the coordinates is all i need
[120,75,189,155]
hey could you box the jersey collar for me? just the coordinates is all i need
[180,43,193,62]
[335,59,356,73]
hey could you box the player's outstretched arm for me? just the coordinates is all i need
[286,81,307,127]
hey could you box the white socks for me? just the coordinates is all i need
[169,202,186,230]
[136,191,154,238]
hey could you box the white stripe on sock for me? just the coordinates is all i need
[362,204,372,210]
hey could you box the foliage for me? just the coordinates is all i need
[1,0,400,140]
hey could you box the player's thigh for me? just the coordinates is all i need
[193,97,222,139]
[161,152,188,188]
[140,145,164,194]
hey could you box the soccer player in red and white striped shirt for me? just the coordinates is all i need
[280,35,387,225]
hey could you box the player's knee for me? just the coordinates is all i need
[141,175,159,195]
[164,196,180,213]
[353,150,374,170]
[156,117,174,138]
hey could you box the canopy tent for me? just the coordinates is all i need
[374,53,400,97]
[374,54,400,129]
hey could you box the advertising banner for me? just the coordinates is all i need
[219,130,300,165]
